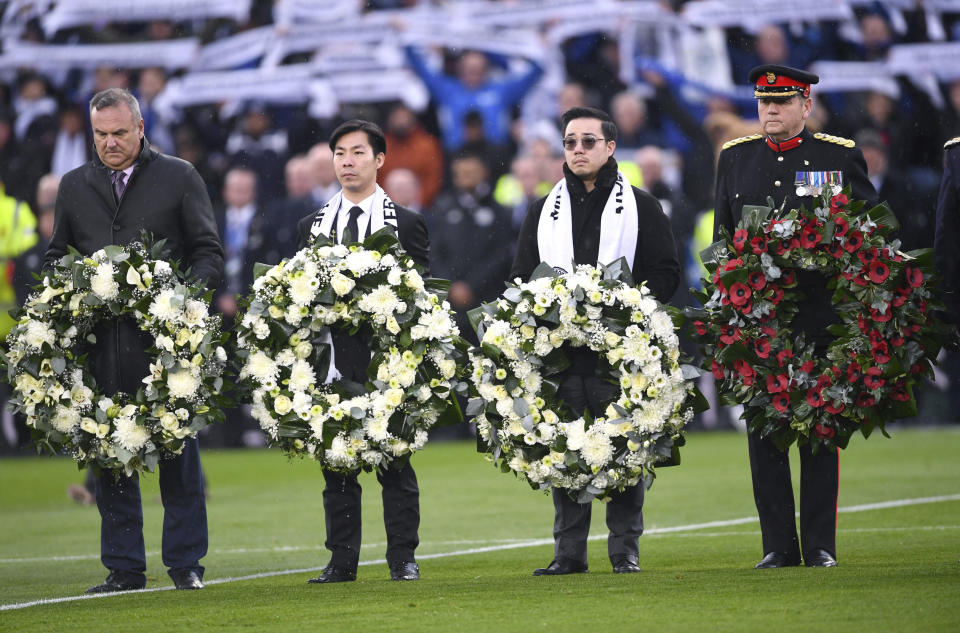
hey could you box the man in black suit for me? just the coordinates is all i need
[296,120,430,583]
[511,107,680,576]
[714,65,878,570]
[46,88,223,593]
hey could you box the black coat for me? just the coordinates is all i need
[713,127,879,348]
[296,202,431,382]
[46,140,224,395]
[935,140,960,322]
[511,159,680,303]
[511,159,680,376]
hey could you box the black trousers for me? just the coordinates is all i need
[94,437,207,583]
[747,431,839,562]
[551,374,645,566]
[321,460,420,569]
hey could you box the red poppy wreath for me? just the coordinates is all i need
[689,189,945,450]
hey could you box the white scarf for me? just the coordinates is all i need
[308,184,400,385]
[537,171,638,273]
[309,184,399,242]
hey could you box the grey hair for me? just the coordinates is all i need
[89,88,142,123]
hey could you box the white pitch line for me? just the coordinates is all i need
[2,492,958,612]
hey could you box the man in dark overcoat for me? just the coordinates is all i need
[296,120,430,583]
[713,65,878,569]
[511,107,680,576]
[46,88,223,592]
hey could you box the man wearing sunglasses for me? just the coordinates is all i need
[510,106,680,576]
[714,65,877,571]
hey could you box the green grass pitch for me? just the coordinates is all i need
[1,428,958,632]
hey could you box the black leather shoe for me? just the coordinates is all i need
[389,561,420,581]
[754,552,801,569]
[85,571,146,594]
[805,549,838,567]
[170,569,204,590]
[532,558,588,576]
[611,555,642,574]
[308,564,357,584]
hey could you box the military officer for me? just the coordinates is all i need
[713,65,878,570]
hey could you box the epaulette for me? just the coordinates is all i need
[944,136,960,150]
[813,132,855,148]
[721,134,763,150]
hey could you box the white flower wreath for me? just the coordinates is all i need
[235,229,467,473]
[468,261,700,502]
[2,241,228,475]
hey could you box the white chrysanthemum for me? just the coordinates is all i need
[581,430,614,468]
[51,405,81,433]
[365,416,389,442]
[288,274,317,306]
[358,285,399,317]
[292,391,313,416]
[113,416,150,451]
[148,288,181,322]
[632,406,665,433]
[153,260,172,278]
[90,264,119,300]
[183,299,208,327]
[562,419,586,451]
[326,435,356,467]
[167,370,201,399]
[22,320,56,350]
[288,359,316,392]
[345,250,379,275]
[245,351,279,383]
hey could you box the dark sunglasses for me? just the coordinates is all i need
[562,135,606,151]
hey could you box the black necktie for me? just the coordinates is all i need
[111,170,127,202]
[343,205,364,244]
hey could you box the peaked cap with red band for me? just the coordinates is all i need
[748,64,819,99]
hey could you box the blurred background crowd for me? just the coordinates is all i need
[2,0,960,453]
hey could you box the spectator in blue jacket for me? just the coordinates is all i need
[405,46,543,150]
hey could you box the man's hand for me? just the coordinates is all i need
[217,294,238,318]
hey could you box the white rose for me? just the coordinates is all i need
[273,394,293,415]
[330,273,356,296]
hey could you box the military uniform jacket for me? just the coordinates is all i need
[714,128,877,240]
[713,127,878,348]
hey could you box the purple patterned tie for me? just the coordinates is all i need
[111,170,126,201]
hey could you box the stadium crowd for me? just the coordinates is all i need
[2,0,960,451]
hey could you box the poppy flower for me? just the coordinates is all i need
[906,267,923,288]
[729,283,752,306]
[830,193,849,209]
[711,360,724,380]
[766,373,789,393]
[847,362,861,383]
[825,401,845,414]
[800,360,815,374]
[806,387,825,408]
[738,300,754,314]
[719,325,740,345]
[781,269,796,286]
[732,229,748,253]
[800,225,820,249]
[856,314,869,333]
[751,237,768,255]
[891,336,904,347]
[833,215,849,236]
[772,393,790,413]
[734,359,756,385]
[814,423,836,438]
[857,392,876,408]
[769,286,785,305]
[723,258,743,272]
[748,271,767,290]
[863,367,885,390]
[761,326,777,337]
[867,261,890,283]
[872,341,890,365]
[858,247,879,266]
[892,294,907,307]
[869,329,883,346]
[826,243,845,259]
[869,307,892,323]
[891,383,910,402]
[694,320,708,336]
[776,349,794,367]
[844,231,864,252]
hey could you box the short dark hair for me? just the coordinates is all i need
[560,106,617,143]
[329,119,387,156]
[89,88,142,123]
